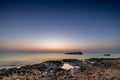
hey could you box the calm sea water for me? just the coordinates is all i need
[0,53,120,69]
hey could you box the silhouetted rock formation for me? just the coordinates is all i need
[64,52,83,55]
[104,53,111,56]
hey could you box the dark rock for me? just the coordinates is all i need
[86,58,120,69]
[0,68,7,76]
[45,66,64,73]
[32,63,47,71]
[62,59,82,63]
[62,59,84,67]
[104,53,111,56]
[65,52,83,55]
[43,60,63,67]
[86,58,120,61]
[20,65,33,70]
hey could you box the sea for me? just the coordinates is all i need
[0,52,120,69]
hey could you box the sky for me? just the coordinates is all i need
[0,0,120,53]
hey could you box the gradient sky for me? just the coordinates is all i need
[0,0,120,52]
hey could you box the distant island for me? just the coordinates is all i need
[104,53,111,56]
[64,52,83,55]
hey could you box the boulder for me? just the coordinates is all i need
[43,60,63,67]
[62,59,84,68]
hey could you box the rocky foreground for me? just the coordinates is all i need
[0,58,120,80]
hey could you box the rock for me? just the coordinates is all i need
[62,59,84,68]
[31,69,41,75]
[61,63,74,70]
[62,59,82,63]
[86,58,120,69]
[32,63,47,71]
[0,68,7,76]
[64,52,83,55]
[104,53,111,56]
[43,60,64,67]
[1,58,120,80]
[45,66,64,73]
[86,58,120,61]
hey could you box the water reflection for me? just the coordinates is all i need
[0,53,120,69]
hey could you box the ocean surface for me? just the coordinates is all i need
[0,53,120,69]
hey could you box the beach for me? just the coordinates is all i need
[0,57,120,80]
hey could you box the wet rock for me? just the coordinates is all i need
[32,63,47,71]
[86,58,120,69]
[0,58,120,80]
[0,68,7,76]
[45,66,65,74]
[43,60,63,67]
[62,59,84,68]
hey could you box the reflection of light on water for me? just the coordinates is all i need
[0,65,21,69]
[0,53,120,69]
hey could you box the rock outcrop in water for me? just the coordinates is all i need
[0,58,120,80]
[64,52,83,55]
[104,53,111,56]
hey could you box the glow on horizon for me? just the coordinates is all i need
[0,37,82,51]
[0,36,119,52]
[0,0,120,52]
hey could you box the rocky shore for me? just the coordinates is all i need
[0,58,120,80]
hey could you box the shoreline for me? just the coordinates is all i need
[0,58,120,80]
